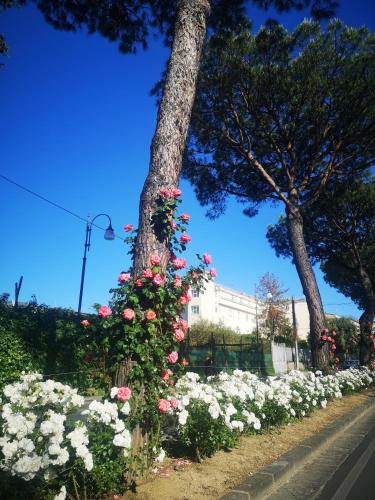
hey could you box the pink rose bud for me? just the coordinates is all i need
[98,305,112,318]
[81,319,90,327]
[203,253,212,265]
[181,357,188,366]
[323,328,329,333]
[135,279,143,287]
[118,272,131,283]
[158,399,171,413]
[171,220,177,230]
[146,310,156,321]
[179,319,188,332]
[171,187,182,198]
[169,397,178,410]
[209,268,217,278]
[117,387,132,402]
[166,351,178,364]
[180,213,190,221]
[322,335,327,341]
[180,233,192,243]
[124,224,133,232]
[332,331,337,336]
[122,308,135,321]
[150,255,161,266]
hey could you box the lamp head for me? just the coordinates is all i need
[104,223,115,240]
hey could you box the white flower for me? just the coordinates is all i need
[54,485,66,500]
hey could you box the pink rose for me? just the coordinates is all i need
[160,369,173,381]
[174,278,182,288]
[328,336,332,342]
[323,328,330,333]
[146,310,156,321]
[181,357,188,366]
[180,234,191,244]
[172,187,182,198]
[142,268,153,278]
[135,279,143,287]
[209,268,217,278]
[118,272,131,283]
[81,319,90,327]
[331,344,336,350]
[150,255,161,266]
[322,335,327,341]
[117,387,132,401]
[203,253,212,265]
[113,496,120,500]
[158,399,171,413]
[173,329,185,342]
[169,397,178,410]
[171,257,187,269]
[180,213,190,221]
[179,319,188,332]
[124,224,133,232]
[332,331,337,336]
[166,351,178,364]
[153,273,165,286]
[122,308,135,321]
[178,295,188,305]
[98,305,112,318]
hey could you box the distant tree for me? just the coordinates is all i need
[326,316,359,357]
[255,272,291,340]
[183,21,375,368]
[267,178,375,364]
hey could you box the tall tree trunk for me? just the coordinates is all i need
[134,0,211,276]
[358,265,375,365]
[286,205,327,369]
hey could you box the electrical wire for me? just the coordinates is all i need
[0,173,124,240]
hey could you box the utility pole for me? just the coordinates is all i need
[14,276,23,308]
[292,297,299,370]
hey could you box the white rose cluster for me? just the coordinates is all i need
[0,373,132,497]
[173,367,374,437]
[83,399,132,456]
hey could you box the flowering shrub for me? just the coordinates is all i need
[0,373,133,499]
[171,367,375,459]
[320,328,339,366]
[91,189,216,464]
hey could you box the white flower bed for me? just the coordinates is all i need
[174,367,374,436]
[0,373,132,499]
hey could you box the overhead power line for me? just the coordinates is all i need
[0,173,124,240]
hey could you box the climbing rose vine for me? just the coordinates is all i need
[90,188,216,463]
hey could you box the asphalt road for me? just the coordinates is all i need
[317,419,375,500]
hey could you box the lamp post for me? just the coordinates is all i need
[78,213,115,316]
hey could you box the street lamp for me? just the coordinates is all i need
[78,213,115,316]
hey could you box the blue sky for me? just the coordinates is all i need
[1,1,374,317]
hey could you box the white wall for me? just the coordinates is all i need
[186,281,310,340]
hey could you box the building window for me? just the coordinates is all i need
[191,305,199,314]
[192,289,199,298]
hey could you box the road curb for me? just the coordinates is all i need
[220,392,375,500]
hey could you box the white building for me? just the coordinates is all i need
[184,281,310,340]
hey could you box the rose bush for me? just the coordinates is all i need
[0,373,133,499]
[89,189,216,469]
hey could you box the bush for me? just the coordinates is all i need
[188,320,257,346]
[0,322,35,389]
